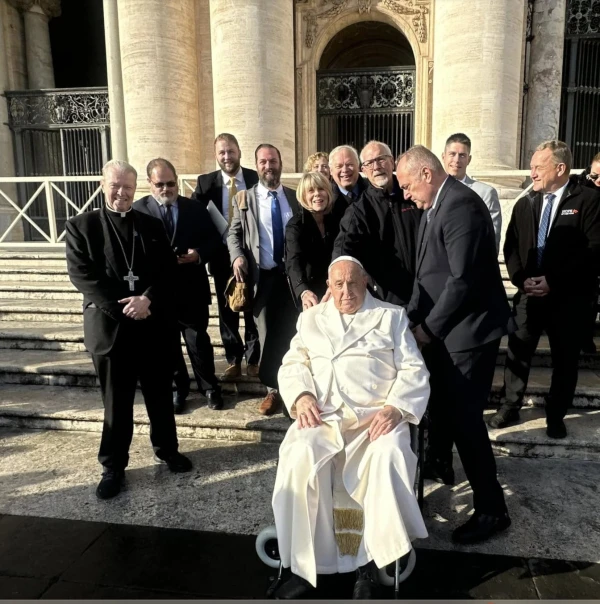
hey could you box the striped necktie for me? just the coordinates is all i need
[537,193,556,266]
[228,177,238,224]
[270,191,284,266]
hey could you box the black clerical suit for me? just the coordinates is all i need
[65,206,180,470]
[407,176,512,516]
[133,194,222,395]
[333,175,421,306]
[192,168,260,367]
[501,177,600,420]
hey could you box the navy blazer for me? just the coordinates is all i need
[133,194,221,308]
[407,177,513,352]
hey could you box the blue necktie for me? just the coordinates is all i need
[537,193,555,266]
[270,191,284,266]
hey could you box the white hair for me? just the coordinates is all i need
[398,144,444,175]
[359,140,393,163]
[328,145,360,167]
[102,159,138,180]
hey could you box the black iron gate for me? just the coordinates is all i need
[560,0,600,167]
[6,88,110,240]
[316,67,415,159]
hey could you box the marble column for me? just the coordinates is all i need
[0,0,23,241]
[117,0,201,177]
[102,0,127,161]
[431,0,525,171]
[209,0,296,169]
[523,0,567,166]
[21,0,59,89]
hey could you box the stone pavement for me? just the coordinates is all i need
[1,427,600,598]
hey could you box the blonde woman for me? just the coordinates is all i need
[303,152,330,179]
[285,172,343,310]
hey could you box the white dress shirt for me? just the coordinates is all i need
[221,167,247,219]
[256,182,293,270]
[427,176,449,221]
[540,181,568,231]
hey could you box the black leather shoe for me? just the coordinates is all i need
[353,562,380,600]
[423,459,455,485]
[206,389,223,410]
[487,406,520,429]
[452,512,511,544]
[154,452,193,473]
[274,573,316,599]
[96,469,124,500]
[546,419,567,439]
[173,392,187,415]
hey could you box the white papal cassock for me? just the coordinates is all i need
[273,293,430,587]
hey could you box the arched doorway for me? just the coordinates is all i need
[316,22,416,159]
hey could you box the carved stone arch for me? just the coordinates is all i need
[295,0,433,168]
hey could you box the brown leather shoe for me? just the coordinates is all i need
[259,391,282,416]
[247,363,260,378]
[221,363,241,381]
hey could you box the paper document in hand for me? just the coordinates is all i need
[206,200,229,236]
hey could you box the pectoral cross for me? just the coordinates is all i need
[124,270,139,291]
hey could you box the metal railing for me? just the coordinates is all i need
[0,170,585,247]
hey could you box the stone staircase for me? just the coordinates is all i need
[0,249,599,461]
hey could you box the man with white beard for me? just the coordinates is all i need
[272,256,429,599]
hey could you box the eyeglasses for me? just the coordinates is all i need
[588,173,599,182]
[151,180,177,189]
[361,155,392,170]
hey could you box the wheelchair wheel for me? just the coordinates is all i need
[377,548,417,587]
[256,526,281,568]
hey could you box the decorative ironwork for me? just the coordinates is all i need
[566,0,600,37]
[317,68,415,114]
[302,0,430,47]
[6,88,109,129]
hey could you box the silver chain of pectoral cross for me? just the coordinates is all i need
[105,216,139,292]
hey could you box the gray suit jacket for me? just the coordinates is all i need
[463,175,502,253]
[227,184,299,300]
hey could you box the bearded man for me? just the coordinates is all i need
[272,257,429,599]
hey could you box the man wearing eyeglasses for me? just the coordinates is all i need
[134,158,223,414]
[332,140,421,307]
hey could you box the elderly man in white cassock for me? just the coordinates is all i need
[272,256,430,599]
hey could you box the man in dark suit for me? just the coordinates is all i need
[192,133,260,381]
[66,160,192,500]
[134,158,223,413]
[228,144,299,415]
[328,144,367,208]
[398,145,512,544]
[490,141,600,437]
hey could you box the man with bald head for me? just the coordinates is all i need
[333,140,421,307]
[272,256,429,599]
[397,145,513,544]
[328,145,367,208]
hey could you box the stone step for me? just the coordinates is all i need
[0,299,240,324]
[0,281,82,300]
[0,385,285,444]
[0,322,228,353]
[0,349,265,395]
[0,266,72,282]
[0,384,598,459]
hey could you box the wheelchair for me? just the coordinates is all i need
[255,418,427,599]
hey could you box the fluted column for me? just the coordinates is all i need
[10,0,61,89]
[209,0,295,169]
[117,0,201,175]
[103,0,127,160]
[431,0,525,171]
[523,0,566,166]
[0,0,23,240]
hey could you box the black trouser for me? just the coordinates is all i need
[93,320,179,470]
[254,268,299,390]
[212,263,260,366]
[423,338,507,516]
[173,302,219,395]
[501,292,589,422]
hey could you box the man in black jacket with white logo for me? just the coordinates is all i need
[490,141,600,438]
[332,140,421,307]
